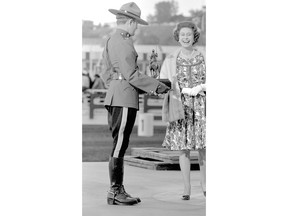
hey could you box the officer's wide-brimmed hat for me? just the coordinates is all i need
[109,2,148,25]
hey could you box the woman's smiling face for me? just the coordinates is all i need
[179,27,194,48]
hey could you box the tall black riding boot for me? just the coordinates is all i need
[107,157,138,205]
[109,158,141,202]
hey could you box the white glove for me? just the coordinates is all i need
[181,85,203,96]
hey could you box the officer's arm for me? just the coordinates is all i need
[116,40,159,93]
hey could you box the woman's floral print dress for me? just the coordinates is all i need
[162,50,206,150]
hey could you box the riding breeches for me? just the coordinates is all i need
[106,106,137,158]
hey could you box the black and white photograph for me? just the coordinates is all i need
[82,1,206,215]
[2,0,288,216]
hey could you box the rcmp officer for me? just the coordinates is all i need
[101,2,170,206]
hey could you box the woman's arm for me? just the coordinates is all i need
[159,59,169,79]
[200,83,206,91]
[182,83,206,96]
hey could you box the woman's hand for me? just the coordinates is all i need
[181,85,203,96]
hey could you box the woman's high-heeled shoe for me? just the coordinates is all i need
[181,195,190,200]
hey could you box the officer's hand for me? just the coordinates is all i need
[155,82,170,94]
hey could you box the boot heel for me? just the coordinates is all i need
[107,198,115,205]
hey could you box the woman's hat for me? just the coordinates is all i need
[109,2,148,25]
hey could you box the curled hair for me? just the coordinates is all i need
[173,21,200,45]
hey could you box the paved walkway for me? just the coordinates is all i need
[83,162,206,216]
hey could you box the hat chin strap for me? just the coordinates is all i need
[117,24,132,35]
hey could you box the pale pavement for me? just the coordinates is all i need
[83,162,206,216]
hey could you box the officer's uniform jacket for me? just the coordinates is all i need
[102,29,159,110]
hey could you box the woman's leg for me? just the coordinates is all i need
[198,148,206,195]
[179,150,191,196]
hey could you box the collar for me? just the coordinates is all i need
[117,29,131,39]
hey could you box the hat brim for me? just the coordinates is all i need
[108,9,148,25]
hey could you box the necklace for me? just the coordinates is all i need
[180,49,194,60]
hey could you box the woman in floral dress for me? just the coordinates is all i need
[160,21,206,199]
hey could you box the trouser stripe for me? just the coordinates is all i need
[113,107,128,157]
